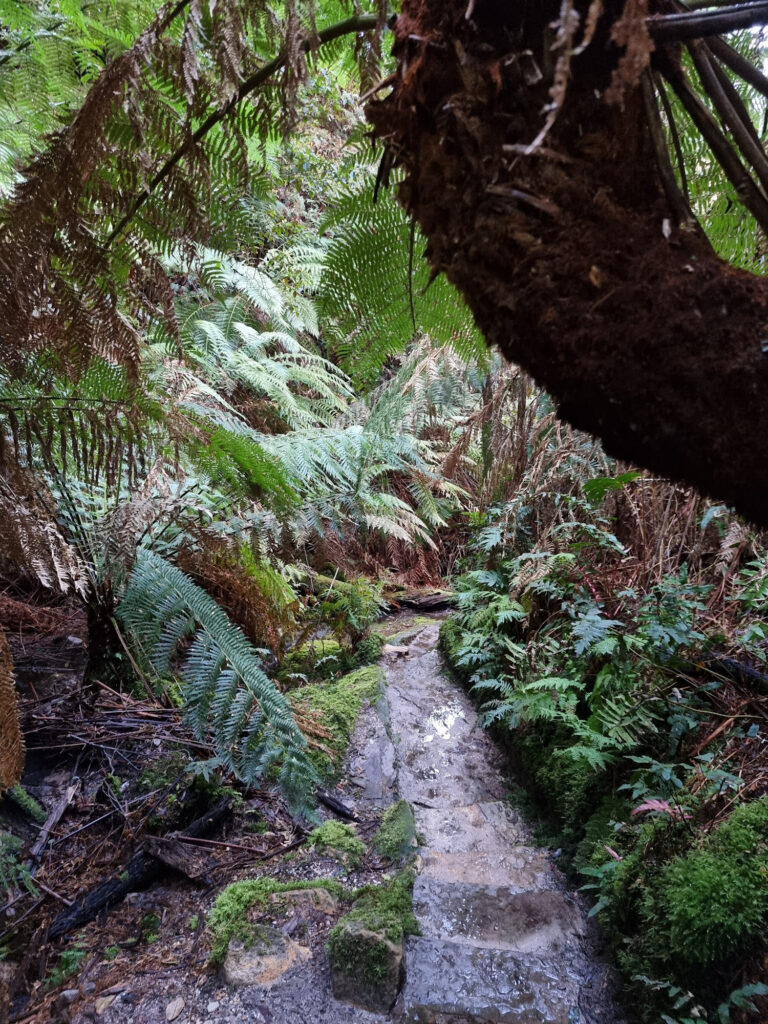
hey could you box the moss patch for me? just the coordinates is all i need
[373,801,416,862]
[327,873,416,989]
[307,821,365,866]
[647,797,768,970]
[208,878,344,964]
[280,634,382,685]
[290,665,384,778]
[332,871,418,947]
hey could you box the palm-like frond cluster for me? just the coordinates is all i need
[0,0,384,381]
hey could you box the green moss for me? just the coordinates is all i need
[337,871,419,945]
[373,801,416,862]
[327,873,417,985]
[281,638,345,683]
[290,665,384,778]
[8,784,46,824]
[307,821,365,866]
[651,797,768,968]
[573,796,631,873]
[208,878,345,964]
[327,922,393,986]
[279,633,383,686]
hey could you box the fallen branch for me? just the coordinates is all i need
[28,776,80,867]
[47,798,231,939]
[317,788,358,820]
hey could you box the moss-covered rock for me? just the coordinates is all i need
[290,665,385,779]
[329,919,403,1013]
[208,878,344,964]
[307,821,365,867]
[279,633,383,686]
[373,801,417,863]
[328,871,417,1014]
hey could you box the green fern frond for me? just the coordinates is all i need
[118,550,317,816]
[319,176,486,385]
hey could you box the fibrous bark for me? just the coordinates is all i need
[367,0,768,525]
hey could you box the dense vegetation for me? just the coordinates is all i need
[1,2,768,1022]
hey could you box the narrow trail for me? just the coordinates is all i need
[73,617,622,1024]
[350,618,622,1024]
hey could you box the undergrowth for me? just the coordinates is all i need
[441,477,768,1024]
[289,665,384,778]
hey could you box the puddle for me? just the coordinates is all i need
[423,699,464,742]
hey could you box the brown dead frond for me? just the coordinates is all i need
[0,628,24,793]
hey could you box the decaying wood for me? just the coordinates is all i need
[48,798,231,939]
[142,836,212,885]
[28,777,81,867]
[317,788,357,820]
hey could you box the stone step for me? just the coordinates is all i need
[412,877,584,954]
[395,936,582,1023]
[419,848,556,890]
[413,800,531,854]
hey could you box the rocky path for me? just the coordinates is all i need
[372,619,620,1024]
[73,617,620,1024]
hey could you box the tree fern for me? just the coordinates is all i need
[319,176,486,385]
[118,549,317,816]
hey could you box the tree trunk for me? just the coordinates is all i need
[366,0,768,525]
[83,598,134,693]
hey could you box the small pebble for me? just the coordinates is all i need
[206,1001,220,1012]
[59,989,79,1006]
[166,995,185,1021]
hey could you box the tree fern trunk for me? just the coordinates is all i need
[0,627,24,792]
[84,599,133,693]
[367,0,768,524]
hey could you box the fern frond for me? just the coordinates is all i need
[118,550,317,816]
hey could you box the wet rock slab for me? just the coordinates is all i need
[395,937,581,1024]
[412,878,584,953]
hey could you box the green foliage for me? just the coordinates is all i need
[7,785,46,825]
[289,666,384,778]
[0,832,37,896]
[118,549,317,816]
[307,821,365,865]
[320,178,486,387]
[208,877,344,964]
[46,943,87,989]
[328,871,418,950]
[373,801,417,863]
[651,798,768,968]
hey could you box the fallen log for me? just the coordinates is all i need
[47,798,231,939]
